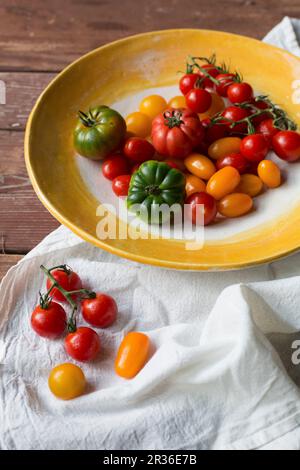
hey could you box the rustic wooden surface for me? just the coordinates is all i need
[1,0,300,280]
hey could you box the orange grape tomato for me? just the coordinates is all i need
[184,153,216,180]
[206,166,240,200]
[208,137,242,160]
[48,363,86,400]
[198,92,225,120]
[125,112,152,138]
[139,94,168,120]
[185,174,206,197]
[257,160,281,188]
[115,332,151,379]
[236,173,263,197]
[168,95,186,109]
[218,193,253,217]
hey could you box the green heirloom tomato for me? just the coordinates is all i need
[73,106,126,160]
[127,160,185,224]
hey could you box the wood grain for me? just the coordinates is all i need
[0,254,23,281]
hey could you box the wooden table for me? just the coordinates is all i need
[1,0,299,280]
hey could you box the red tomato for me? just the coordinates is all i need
[215,73,236,97]
[185,88,212,113]
[82,293,118,328]
[31,301,66,339]
[65,326,100,362]
[197,64,219,89]
[240,134,269,162]
[112,174,131,197]
[46,268,82,302]
[227,82,253,104]
[151,108,204,158]
[186,192,217,226]
[102,155,129,180]
[131,163,140,174]
[221,106,250,134]
[205,123,228,144]
[272,130,300,162]
[256,119,279,144]
[123,137,155,162]
[216,153,249,174]
[179,73,199,95]
[251,99,271,125]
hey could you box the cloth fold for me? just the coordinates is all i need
[1,17,300,450]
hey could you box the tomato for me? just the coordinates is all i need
[165,158,186,171]
[48,363,86,400]
[251,98,271,125]
[46,267,82,302]
[73,106,126,160]
[102,155,129,180]
[112,174,131,197]
[216,153,248,174]
[31,301,66,339]
[227,82,253,104]
[206,166,240,200]
[151,108,204,159]
[256,119,279,144]
[65,326,100,362]
[205,123,228,144]
[198,92,225,120]
[131,162,141,174]
[218,193,253,218]
[257,160,281,188]
[186,192,217,225]
[221,106,250,134]
[236,173,263,197]
[82,293,118,328]
[184,153,216,180]
[125,112,152,138]
[185,174,206,197]
[185,88,212,113]
[139,94,167,120]
[272,130,300,162]
[197,64,220,89]
[123,137,155,162]
[208,137,242,160]
[240,134,269,162]
[179,73,199,95]
[215,73,236,97]
[115,332,150,379]
[168,95,186,109]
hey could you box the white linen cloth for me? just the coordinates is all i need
[1,17,300,451]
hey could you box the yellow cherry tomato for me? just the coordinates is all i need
[236,173,263,197]
[48,363,86,400]
[198,92,225,120]
[206,166,240,200]
[257,160,281,188]
[139,95,167,120]
[208,137,242,160]
[115,332,150,379]
[185,174,206,197]
[218,193,253,218]
[125,112,152,138]
[184,153,216,180]
[168,95,186,109]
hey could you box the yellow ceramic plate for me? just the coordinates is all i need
[25,29,300,270]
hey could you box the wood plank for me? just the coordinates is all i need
[0,254,23,281]
[0,0,299,72]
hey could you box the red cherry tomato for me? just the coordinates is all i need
[186,192,217,226]
[240,134,269,162]
[179,73,199,95]
[82,293,118,328]
[221,106,250,134]
[112,174,131,197]
[102,155,129,180]
[65,326,100,362]
[197,64,219,89]
[123,137,155,163]
[185,88,212,113]
[46,268,82,302]
[251,99,271,125]
[227,82,253,104]
[131,163,140,174]
[215,73,236,97]
[216,153,249,174]
[205,123,228,144]
[31,301,67,339]
[272,130,300,162]
[256,119,279,144]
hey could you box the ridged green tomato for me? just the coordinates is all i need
[74,106,126,160]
